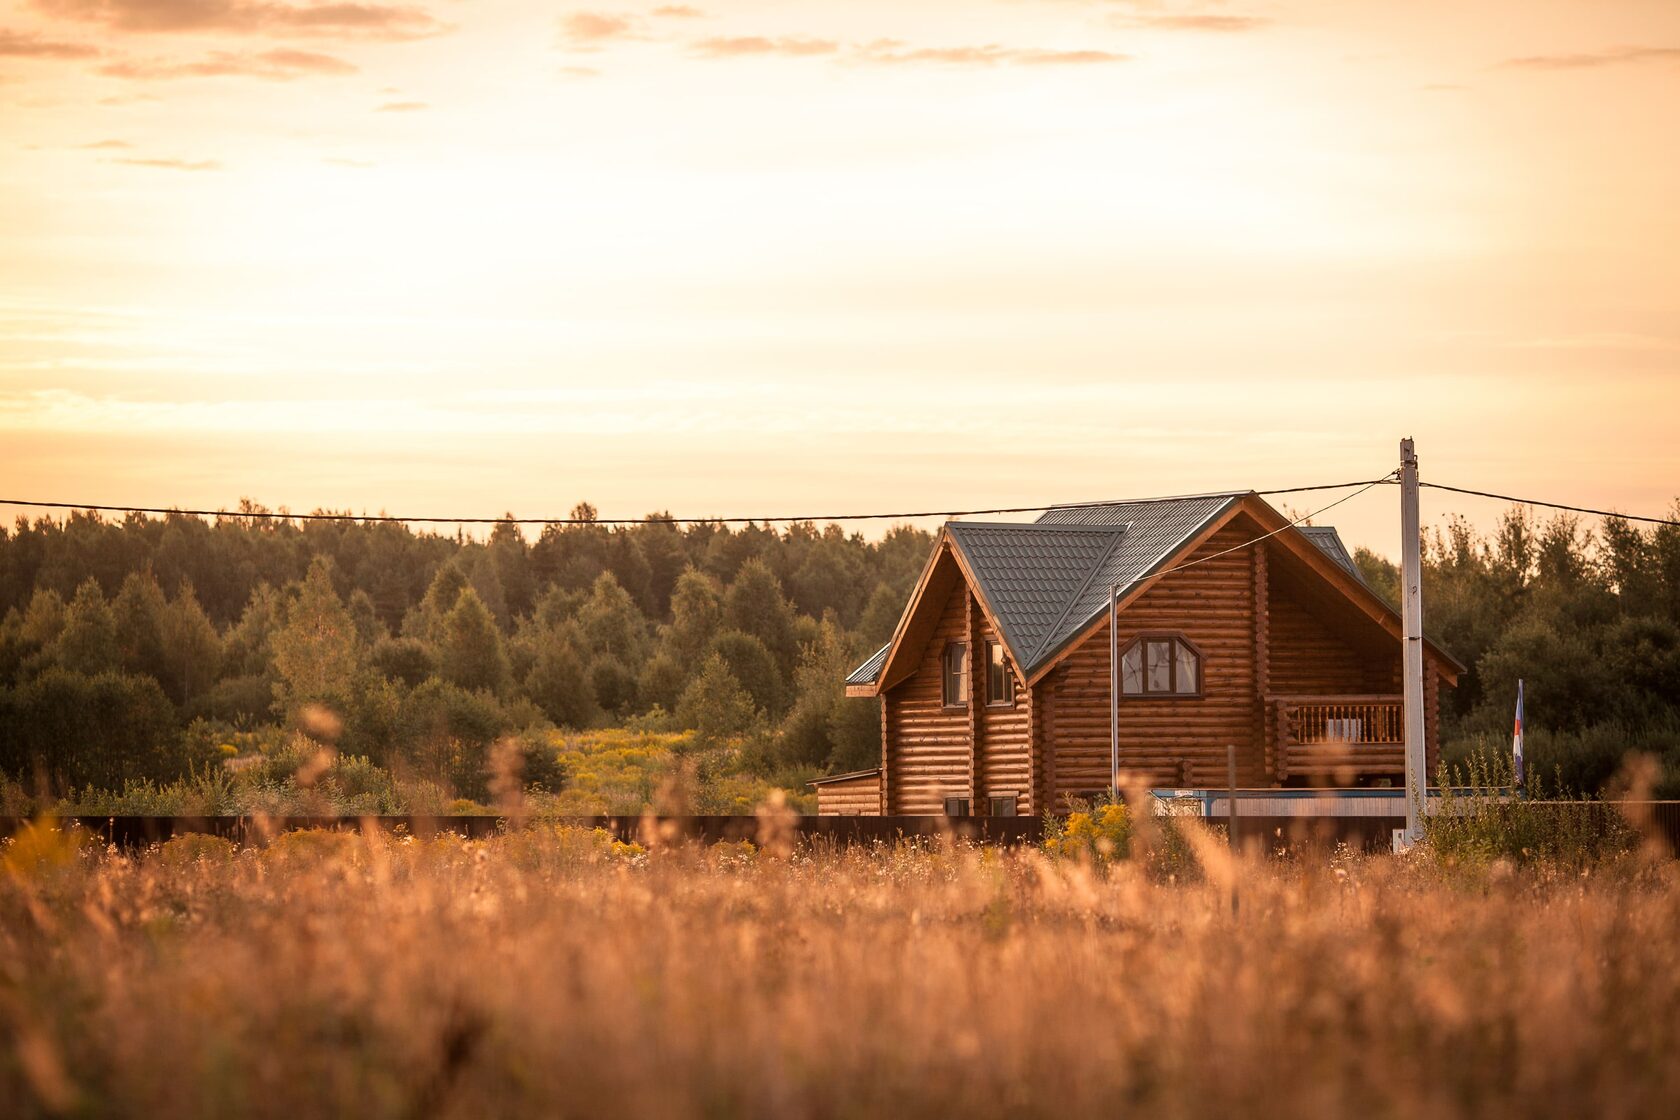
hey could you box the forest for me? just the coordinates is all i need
[1,496,1678,809]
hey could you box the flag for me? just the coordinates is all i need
[1512,678,1525,788]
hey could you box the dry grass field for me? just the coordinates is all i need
[3,819,1678,1119]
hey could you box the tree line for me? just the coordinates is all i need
[0,505,927,799]
[1353,502,1680,795]
[3,497,1677,802]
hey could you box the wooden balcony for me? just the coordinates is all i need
[1271,695,1404,783]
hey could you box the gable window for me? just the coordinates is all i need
[1119,635,1201,697]
[985,641,1015,707]
[942,642,970,706]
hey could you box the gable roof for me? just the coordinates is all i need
[944,522,1124,664]
[850,493,1241,688]
[845,490,1460,691]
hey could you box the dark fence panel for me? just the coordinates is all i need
[2,804,1675,853]
[0,814,1046,850]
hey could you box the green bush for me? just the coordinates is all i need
[1,668,180,791]
[1426,748,1636,866]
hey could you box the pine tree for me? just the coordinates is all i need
[578,571,650,668]
[721,557,798,669]
[524,625,598,729]
[112,572,168,682]
[158,583,223,705]
[675,653,760,745]
[54,579,120,676]
[665,567,723,663]
[437,586,510,695]
[272,558,361,715]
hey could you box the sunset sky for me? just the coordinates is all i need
[2,0,1677,553]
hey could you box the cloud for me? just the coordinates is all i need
[100,47,357,80]
[112,156,222,170]
[558,11,639,46]
[375,99,426,110]
[857,40,1126,67]
[0,27,99,57]
[1130,15,1268,32]
[684,33,1124,67]
[652,5,703,16]
[78,138,132,148]
[691,35,837,59]
[324,155,373,167]
[559,64,600,78]
[31,1,446,41]
[1501,46,1680,70]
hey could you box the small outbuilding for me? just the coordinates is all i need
[809,768,882,816]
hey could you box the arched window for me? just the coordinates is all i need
[1119,635,1202,697]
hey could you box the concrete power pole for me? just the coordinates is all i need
[1399,437,1428,847]
[1109,583,1120,804]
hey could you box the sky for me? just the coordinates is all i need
[2,0,1678,555]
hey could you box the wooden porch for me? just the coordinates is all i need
[1269,694,1405,784]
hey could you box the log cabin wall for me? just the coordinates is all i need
[974,608,1033,815]
[884,580,975,814]
[1040,523,1263,801]
[1267,561,1446,772]
[815,773,883,816]
[1267,577,1368,696]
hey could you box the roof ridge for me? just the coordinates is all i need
[1024,525,1131,666]
[947,520,1127,533]
[1039,489,1254,513]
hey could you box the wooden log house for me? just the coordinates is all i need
[821,491,1461,817]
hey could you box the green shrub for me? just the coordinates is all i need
[1426,748,1636,866]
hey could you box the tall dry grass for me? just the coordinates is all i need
[2,822,1677,1119]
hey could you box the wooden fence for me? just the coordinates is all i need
[3,804,1678,854]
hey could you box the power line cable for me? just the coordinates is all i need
[0,477,1394,527]
[1139,474,1396,583]
[1421,482,1680,528]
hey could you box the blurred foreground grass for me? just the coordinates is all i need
[2,819,1677,1119]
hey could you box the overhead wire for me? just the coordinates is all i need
[0,477,1395,527]
[1133,473,1397,584]
[1420,481,1680,528]
[3,475,1675,529]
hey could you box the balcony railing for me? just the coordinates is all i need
[1271,695,1405,782]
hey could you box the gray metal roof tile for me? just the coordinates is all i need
[945,523,1122,663]
[1298,525,1361,580]
[845,642,891,685]
[1027,494,1239,670]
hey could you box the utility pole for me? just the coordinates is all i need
[1109,583,1120,804]
[1399,437,1428,847]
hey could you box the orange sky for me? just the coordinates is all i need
[2,0,1677,553]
